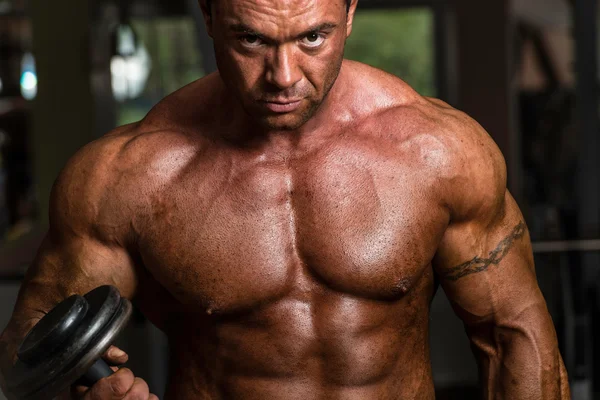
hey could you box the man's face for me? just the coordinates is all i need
[203,0,355,131]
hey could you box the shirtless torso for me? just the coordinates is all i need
[137,65,445,399]
[0,0,569,398]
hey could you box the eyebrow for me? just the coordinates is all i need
[229,22,338,42]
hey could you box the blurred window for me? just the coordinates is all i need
[514,5,600,393]
[117,17,205,126]
[515,22,577,242]
[345,7,436,97]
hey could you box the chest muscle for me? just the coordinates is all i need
[139,148,448,313]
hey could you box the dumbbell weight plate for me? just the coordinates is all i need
[17,295,89,365]
[36,298,132,399]
[8,286,132,400]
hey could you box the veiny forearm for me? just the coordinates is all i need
[0,276,72,398]
[1,323,75,400]
[0,313,42,398]
[468,306,570,399]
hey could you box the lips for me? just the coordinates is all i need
[261,99,302,113]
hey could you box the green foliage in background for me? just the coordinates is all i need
[345,8,436,97]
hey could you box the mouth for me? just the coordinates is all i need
[261,99,303,113]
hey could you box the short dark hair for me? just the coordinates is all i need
[205,0,352,16]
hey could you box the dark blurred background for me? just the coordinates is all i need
[0,0,598,398]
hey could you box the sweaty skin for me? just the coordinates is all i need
[1,0,569,399]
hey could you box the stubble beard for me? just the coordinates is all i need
[251,53,344,132]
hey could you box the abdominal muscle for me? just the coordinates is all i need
[161,293,436,400]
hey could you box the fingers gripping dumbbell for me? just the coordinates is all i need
[7,286,132,400]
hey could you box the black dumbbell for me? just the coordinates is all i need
[6,285,132,400]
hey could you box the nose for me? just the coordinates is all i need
[265,45,302,90]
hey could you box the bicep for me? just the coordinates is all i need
[17,232,138,317]
[433,191,544,326]
[8,142,139,337]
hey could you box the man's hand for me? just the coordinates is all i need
[72,346,158,400]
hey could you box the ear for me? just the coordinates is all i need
[198,0,214,37]
[346,0,358,38]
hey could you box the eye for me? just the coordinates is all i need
[240,35,263,48]
[300,32,325,48]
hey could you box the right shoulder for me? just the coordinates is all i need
[50,123,203,244]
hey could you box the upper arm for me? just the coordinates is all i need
[5,135,140,347]
[432,116,545,328]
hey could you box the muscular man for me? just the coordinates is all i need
[1,0,570,398]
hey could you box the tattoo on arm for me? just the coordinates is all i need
[442,222,527,282]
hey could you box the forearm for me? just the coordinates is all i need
[0,292,78,400]
[470,318,570,399]
[0,316,40,398]
[0,275,72,397]
[0,331,15,396]
[2,333,74,400]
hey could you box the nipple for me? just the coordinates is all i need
[393,278,412,295]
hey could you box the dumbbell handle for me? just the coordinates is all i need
[75,359,114,387]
